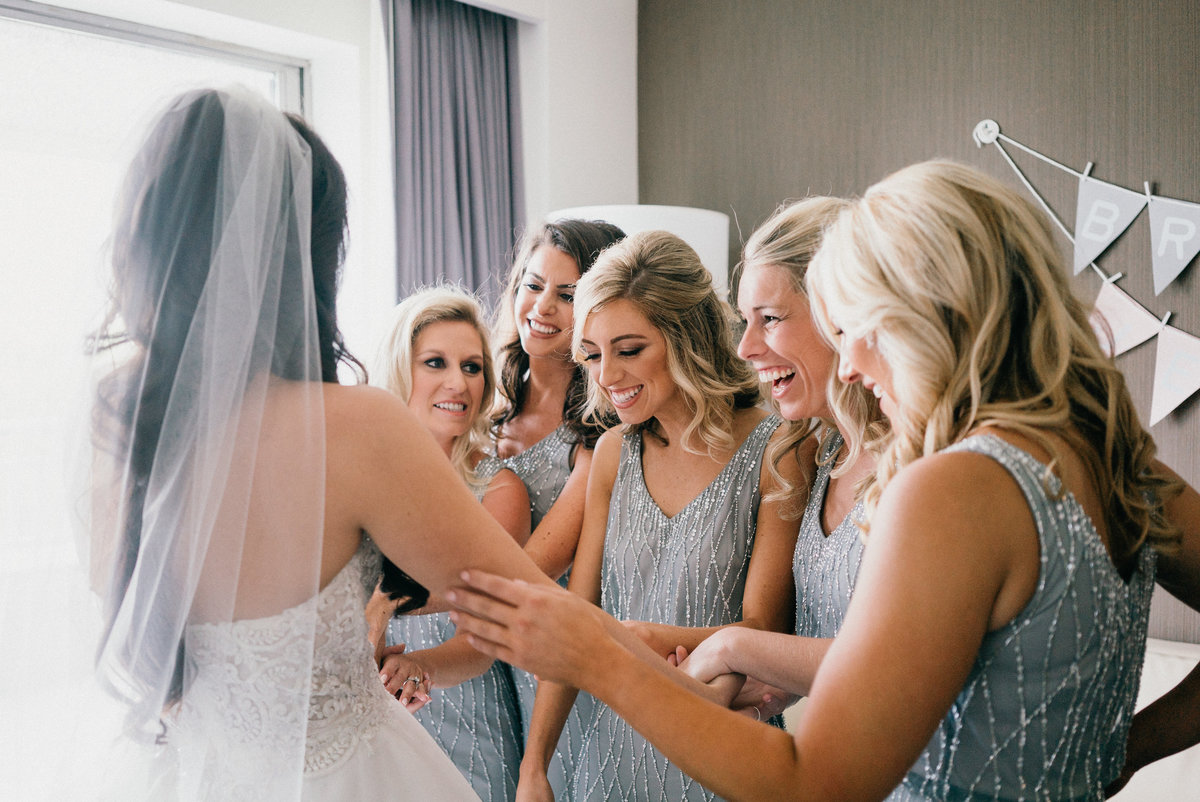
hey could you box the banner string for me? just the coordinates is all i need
[979,124,1110,281]
[973,119,1200,425]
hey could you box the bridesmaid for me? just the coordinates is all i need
[450,161,1200,801]
[678,197,888,716]
[491,218,625,794]
[521,231,802,801]
[371,285,531,802]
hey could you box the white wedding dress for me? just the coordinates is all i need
[175,537,481,801]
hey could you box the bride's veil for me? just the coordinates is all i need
[84,86,327,799]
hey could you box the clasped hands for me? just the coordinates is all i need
[446,571,791,719]
[378,643,433,712]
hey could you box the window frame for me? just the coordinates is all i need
[0,0,309,114]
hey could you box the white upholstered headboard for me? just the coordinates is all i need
[1112,637,1200,801]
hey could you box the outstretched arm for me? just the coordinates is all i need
[331,387,557,692]
[451,451,1033,800]
[522,446,592,580]
[518,435,614,792]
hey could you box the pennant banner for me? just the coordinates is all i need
[1090,281,1161,356]
[1147,193,1200,295]
[975,120,1200,423]
[1150,324,1200,425]
[1074,175,1147,274]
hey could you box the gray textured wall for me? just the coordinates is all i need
[638,0,1200,641]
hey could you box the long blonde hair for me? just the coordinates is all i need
[573,230,760,456]
[371,284,497,494]
[738,196,888,517]
[807,159,1180,569]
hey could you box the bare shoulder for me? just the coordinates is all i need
[591,427,624,482]
[877,450,1029,541]
[487,465,528,496]
[321,384,430,476]
[324,381,397,419]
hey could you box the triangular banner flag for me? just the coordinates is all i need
[1147,193,1200,295]
[1074,176,1147,274]
[1090,281,1161,356]
[1150,323,1200,425]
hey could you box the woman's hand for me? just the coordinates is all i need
[677,628,739,683]
[378,643,433,712]
[515,762,555,802]
[731,676,798,721]
[447,571,611,689]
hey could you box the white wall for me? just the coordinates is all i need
[462,0,640,222]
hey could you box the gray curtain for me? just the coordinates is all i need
[382,0,524,308]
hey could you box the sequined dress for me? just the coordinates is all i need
[573,414,781,802]
[178,537,480,801]
[502,425,588,798]
[793,430,865,639]
[886,434,1156,801]
[386,456,523,802]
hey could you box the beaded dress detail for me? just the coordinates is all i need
[792,430,865,639]
[386,456,524,802]
[573,414,781,802]
[887,435,1155,802]
[178,537,480,801]
[502,425,586,799]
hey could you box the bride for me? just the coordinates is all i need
[85,87,598,800]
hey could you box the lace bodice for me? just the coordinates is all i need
[179,538,392,797]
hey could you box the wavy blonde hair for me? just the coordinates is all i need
[572,230,760,456]
[738,196,889,518]
[807,159,1180,570]
[371,284,497,494]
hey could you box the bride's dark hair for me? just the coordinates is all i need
[91,89,425,716]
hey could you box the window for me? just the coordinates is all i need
[0,3,307,794]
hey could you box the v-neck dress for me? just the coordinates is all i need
[572,414,781,801]
[792,430,865,639]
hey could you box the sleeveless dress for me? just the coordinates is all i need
[502,425,587,799]
[385,456,524,802]
[792,430,865,639]
[573,414,782,802]
[178,537,481,801]
[886,434,1156,802]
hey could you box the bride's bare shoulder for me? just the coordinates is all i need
[322,383,418,445]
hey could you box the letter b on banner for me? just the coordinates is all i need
[1073,176,1147,274]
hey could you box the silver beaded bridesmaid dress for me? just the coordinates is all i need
[572,414,782,802]
[385,456,523,802]
[502,425,589,799]
[792,430,864,640]
[885,434,1156,801]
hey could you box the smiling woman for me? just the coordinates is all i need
[514,229,803,801]
[366,284,531,801]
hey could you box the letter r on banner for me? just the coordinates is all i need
[1148,193,1200,294]
[1158,217,1196,259]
